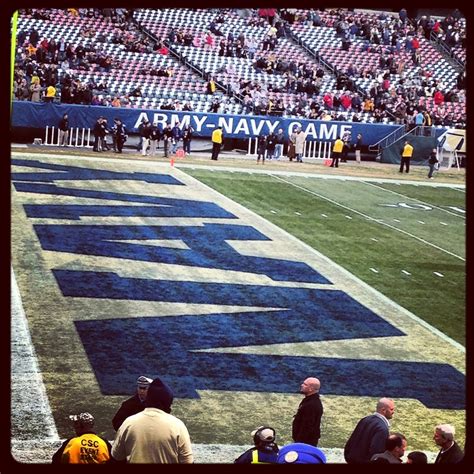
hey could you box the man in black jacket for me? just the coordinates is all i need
[344,397,395,463]
[292,377,323,447]
[112,376,152,431]
[434,424,464,464]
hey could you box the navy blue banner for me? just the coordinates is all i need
[12,101,404,143]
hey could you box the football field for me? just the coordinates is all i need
[11,151,465,463]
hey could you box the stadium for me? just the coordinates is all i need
[10,6,466,465]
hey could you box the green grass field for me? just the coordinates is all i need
[184,169,465,345]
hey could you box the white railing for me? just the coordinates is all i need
[44,126,92,148]
[247,138,332,160]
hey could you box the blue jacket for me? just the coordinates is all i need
[344,414,389,463]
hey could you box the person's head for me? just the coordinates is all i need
[136,375,152,402]
[63,113,68,119]
[299,377,320,397]
[357,133,362,139]
[385,433,407,458]
[278,128,283,134]
[277,443,326,464]
[376,398,395,420]
[434,424,456,449]
[407,451,428,464]
[69,412,95,436]
[251,426,276,450]
[145,377,174,413]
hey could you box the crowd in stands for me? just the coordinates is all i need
[13,7,466,129]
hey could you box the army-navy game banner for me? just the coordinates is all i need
[13,101,405,143]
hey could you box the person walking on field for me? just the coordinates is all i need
[211,126,223,160]
[399,140,413,173]
[427,147,439,179]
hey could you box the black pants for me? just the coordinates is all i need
[330,152,340,167]
[400,156,410,173]
[211,142,221,160]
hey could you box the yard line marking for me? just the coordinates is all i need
[371,238,378,241]
[401,270,411,275]
[362,181,465,219]
[271,175,465,262]
[11,267,59,442]
[440,222,448,226]
[434,272,444,277]
[345,215,352,219]
[370,268,379,273]
[418,220,425,224]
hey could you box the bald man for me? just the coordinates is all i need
[292,377,323,446]
[344,398,395,464]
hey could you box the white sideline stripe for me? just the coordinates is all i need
[11,267,60,442]
[178,168,464,352]
[362,181,466,219]
[271,175,465,262]
[401,270,411,276]
[370,268,379,273]
[434,272,444,278]
[12,152,465,189]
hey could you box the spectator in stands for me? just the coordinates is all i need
[29,77,42,102]
[399,140,413,173]
[111,377,193,463]
[112,376,152,431]
[207,76,217,94]
[370,433,407,463]
[211,126,223,160]
[292,377,323,446]
[52,412,112,464]
[44,84,56,103]
[344,398,395,463]
[277,443,326,464]
[433,424,464,463]
[407,451,428,464]
[58,113,69,146]
[234,426,279,464]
